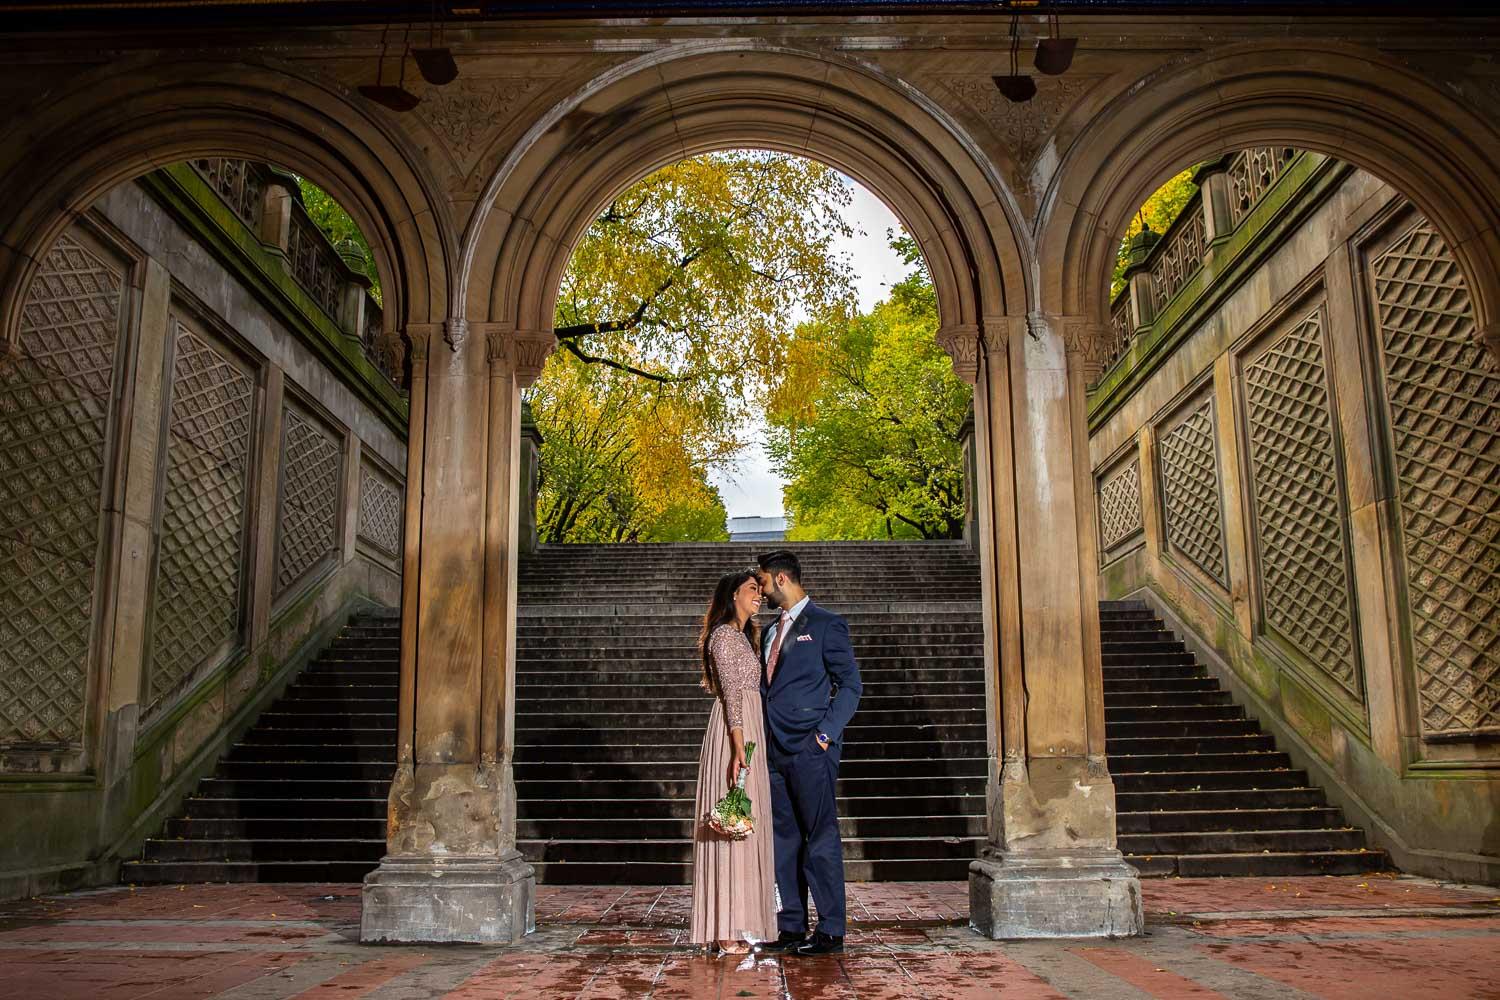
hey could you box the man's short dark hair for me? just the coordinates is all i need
[757,549,801,584]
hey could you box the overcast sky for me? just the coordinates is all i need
[710,174,908,521]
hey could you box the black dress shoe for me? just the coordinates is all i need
[757,930,807,953]
[792,931,844,956]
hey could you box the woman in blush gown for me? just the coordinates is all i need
[689,568,777,954]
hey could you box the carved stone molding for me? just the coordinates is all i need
[932,74,1103,168]
[935,323,981,384]
[374,330,407,379]
[980,315,1025,354]
[0,336,19,373]
[1064,321,1111,385]
[511,329,556,388]
[405,325,437,367]
[444,318,468,353]
[484,328,511,368]
[1480,321,1500,367]
[418,77,554,176]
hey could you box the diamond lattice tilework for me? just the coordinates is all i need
[1243,309,1361,702]
[1158,397,1230,587]
[1098,458,1143,552]
[1371,221,1500,738]
[148,325,254,716]
[276,407,341,594]
[0,235,121,747]
[358,465,401,557]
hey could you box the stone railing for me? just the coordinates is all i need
[1097,148,1311,385]
[191,157,264,232]
[186,157,397,389]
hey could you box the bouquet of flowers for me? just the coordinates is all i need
[706,741,757,839]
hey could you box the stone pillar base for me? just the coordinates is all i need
[969,849,1143,939]
[360,851,535,944]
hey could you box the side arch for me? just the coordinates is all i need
[1037,42,1500,361]
[0,55,457,349]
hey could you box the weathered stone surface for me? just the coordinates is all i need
[970,850,1144,939]
[360,853,534,945]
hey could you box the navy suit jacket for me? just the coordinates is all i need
[760,601,862,767]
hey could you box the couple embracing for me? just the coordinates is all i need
[688,549,862,956]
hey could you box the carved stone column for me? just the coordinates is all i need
[968,314,1143,940]
[360,321,535,944]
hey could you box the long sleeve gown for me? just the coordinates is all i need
[689,623,777,946]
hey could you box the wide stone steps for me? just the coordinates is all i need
[122,543,1385,887]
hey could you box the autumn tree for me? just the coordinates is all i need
[767,237,972,541]
[1110,167,1199,297]
[531,150,857,543]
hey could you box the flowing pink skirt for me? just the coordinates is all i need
[689,690,777,946]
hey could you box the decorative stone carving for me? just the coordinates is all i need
[936,323,981,384]
[443,317,467,353]
[374,330,407,382]
[0,233,122,750]
[511,329,556,387]
[148,323,255,717]
[1156,395,1230,588]
[933,75,1100,167]
[1065,321,1111,386]
[1369,221,1499,739]
[1242,308,1361,702]
[1227,147,1298,228]
[1097,457,1143,553]
[418,77,553,174]
[358,464,403,558]
[275,406,342,596]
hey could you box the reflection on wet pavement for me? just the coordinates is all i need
[1,876,1496,998]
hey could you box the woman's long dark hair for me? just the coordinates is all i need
[699,568,761,695]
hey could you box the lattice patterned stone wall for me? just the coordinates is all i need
[1242,308,1361,702]
[1370,221,1500,739]
[1097,456,1144,554]
[148,324,255,716]
[276,406,342,595]
[0,234,122,750]
[358,463,402,559]
[1157,396,1230,587]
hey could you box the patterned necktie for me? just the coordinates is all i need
[766,610,792,682]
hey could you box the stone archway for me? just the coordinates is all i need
[1036,42,1500,365]
[364,40,1144,945]
[0,55,456,356]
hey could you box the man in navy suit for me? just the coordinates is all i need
[754,549,862,956]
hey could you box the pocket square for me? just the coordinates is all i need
[796,633,814,642]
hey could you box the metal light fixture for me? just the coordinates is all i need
[359,23,422,112]
[413,0,459,85]
[994,14,1035,103]
[1034,15,1076,76]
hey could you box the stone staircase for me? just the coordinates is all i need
[514,541,987,883]
[121,546,1385,884]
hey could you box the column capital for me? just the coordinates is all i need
[404,324,440,367]
[980,314,1027,353]
[935,323,981,384]
[1063,320,1111,386]
[467,325,555,386]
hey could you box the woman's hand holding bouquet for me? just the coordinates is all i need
[706,740,756,840]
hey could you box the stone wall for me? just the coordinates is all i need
[1089,159,1500,884]
[0,169,407,900]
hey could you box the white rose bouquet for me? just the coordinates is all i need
[706,740,757,839]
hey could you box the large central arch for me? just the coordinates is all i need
[368,40,1146,944]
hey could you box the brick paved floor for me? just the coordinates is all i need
[1,875,1496,999]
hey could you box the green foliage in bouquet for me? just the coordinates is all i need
[708,741,757,839]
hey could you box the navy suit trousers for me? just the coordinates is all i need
[767,740,845,937]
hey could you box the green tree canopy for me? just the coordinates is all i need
[766,240,972,541]
[296,177,381,303]
[532,150,858,543]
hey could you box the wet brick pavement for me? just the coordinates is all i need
[0,875,1496,998]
